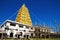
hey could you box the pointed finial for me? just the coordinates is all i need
[22,4,25,7]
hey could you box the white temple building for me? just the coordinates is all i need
[0,20,35,38]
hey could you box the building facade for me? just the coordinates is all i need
[34,25,51,38]
[0,20,35,38]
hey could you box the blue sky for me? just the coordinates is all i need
[0,0,60,31]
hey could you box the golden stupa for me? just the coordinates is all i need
[15,4,32,26]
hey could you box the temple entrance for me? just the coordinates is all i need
[46,35,49,38]
[10,32,13,37]
[31,33,33,38]
[42,35,45,38]
[26,35,29,39]
[24,35,29,39]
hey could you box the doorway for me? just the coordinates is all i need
[24,35,29,39]
[10,32,13,37]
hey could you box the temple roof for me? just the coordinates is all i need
[15,4,32,26]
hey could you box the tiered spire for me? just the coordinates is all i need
[15,4,32,26]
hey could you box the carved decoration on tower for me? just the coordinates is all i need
[15,4,32,26]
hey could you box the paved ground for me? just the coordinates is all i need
[30,38,60,40]
[0,38,60,40]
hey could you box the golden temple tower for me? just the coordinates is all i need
[15,4,32,26]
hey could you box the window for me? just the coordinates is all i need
[31,33,33,36]
[26,26,29,28]
[16,29,18,31]
[19,25,23,28]
[38,29,40,32]
[24,30,26,32]
[10,23,16,26]
[31,27,33,29]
